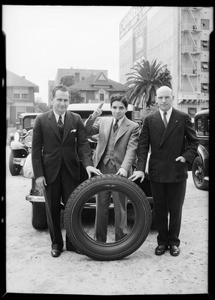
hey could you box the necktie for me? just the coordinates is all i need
[113,120,118,132]
[58,115,63,127]
[57,115,64,138]
[163,111,168,128]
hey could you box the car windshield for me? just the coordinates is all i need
[68,109,133,122]
[23,116,37,130]
[195,115,209,136]
[69,110,112,122]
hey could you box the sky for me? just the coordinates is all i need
[3,5,131,103]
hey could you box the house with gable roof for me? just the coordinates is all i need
[6,70,39,125]
[69,71,127,103]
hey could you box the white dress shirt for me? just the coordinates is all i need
[113,116,124,128]
[53,110,65,124]
[159,107,172,124]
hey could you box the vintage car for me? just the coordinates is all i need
[8,113,39,176]
[25,102,153,230]
[192,109,209,190]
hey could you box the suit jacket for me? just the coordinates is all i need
[85,115,140,175]
[136,108,199,183]
[32,109,93,184]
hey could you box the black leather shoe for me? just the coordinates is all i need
[155,245,168,256]
[51,249,61,257]
[170,245,180,256]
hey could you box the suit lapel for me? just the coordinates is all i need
[48,110,61,141]
[152,111,166,136]
[159,108,180,147]
[62,111,73,143]
[103,117,113,146]
[114,117,129,145]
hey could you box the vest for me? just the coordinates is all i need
[102,123,118,165]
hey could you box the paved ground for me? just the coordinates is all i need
[4,146,209,296]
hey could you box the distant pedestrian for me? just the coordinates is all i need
[129,86,199,256]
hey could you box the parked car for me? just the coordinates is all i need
[192,109,209,190]
[8,113,39,176]
[25,103,153,230]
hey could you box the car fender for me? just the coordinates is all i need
[196,144,209,169]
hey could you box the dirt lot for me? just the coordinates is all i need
[4,146,209,296]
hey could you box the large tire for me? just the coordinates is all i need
[32,202,48,230]
[9,151,21,175]
[192,156,208,190]
[64,174,152,261]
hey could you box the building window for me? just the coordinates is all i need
[201,40,209,51]
[22,93,29,99]
[201,83,209,93]
[13,94,20,99]
[201,62,209,72]
[201,19,209,30]
[100,94,104,101]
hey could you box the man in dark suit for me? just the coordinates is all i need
[32,84,102,257]
[129,86,199,256]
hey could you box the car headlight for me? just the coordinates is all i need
[24,136,32,147]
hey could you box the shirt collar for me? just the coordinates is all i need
[159,107,172,120]
[53,110,65,123]
[114,116,124,127]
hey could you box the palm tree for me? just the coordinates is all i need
[124,59,172,109]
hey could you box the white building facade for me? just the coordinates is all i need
[119,6,213,117]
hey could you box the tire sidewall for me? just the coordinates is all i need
[65,174,152,261]
[192,156,208,190]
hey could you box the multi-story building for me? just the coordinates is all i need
[119,6,213,117]
[6,70,39,125]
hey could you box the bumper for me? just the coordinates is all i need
[25,194,153,206]
[26,195,45,203]
[13,157,26,166]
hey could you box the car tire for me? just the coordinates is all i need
[9,151,22,176]
[192,156,208,190]
[64,174,152,261]
[32,202,48,230]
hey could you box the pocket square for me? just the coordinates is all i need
[71,129,77,133]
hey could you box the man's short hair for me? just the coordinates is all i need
[110,93,128,109]
[51,84,71,99]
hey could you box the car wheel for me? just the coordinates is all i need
[9,151,22,175]
[32,202,48,230]
[64,174,152,261]
[192,156,208,190]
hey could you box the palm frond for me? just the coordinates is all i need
[125,59,172,108]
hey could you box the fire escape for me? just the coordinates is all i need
[179,7,203,104]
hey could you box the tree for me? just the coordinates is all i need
[60,75,75,87]
[124,59,172,110]
[69,89,83,103]
[35,97,49,112]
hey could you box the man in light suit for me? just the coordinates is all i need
[84,94,140,242]
[32,84,101,257]
[129,86,199,256]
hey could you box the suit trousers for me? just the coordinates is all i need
[150,180,186,247]
[95,160,128,242]
[44,158,79,251]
